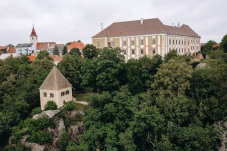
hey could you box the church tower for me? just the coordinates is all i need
[30,25,38,46]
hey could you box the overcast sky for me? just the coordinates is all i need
[0,0,226,46]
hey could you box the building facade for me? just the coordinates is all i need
[16,43,35,55]
[92,18,201,61]
[39,66,73,110]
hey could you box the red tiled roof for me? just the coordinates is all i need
[92,18,200,38]
[212,43,219,48]
[0,46,8,50]
[36,42,56,50]
[50,55,63,62]
[67,41,85,50]
[8,47,16,53]
[30,26,38,37]
[56,44,64,46]
[27,56,36,61]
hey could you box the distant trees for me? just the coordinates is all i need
[53,45,59,56]
[201,40,217,58]
[220,34,227,53]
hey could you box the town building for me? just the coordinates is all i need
[92,18,201,61]
[39,66,73,110]
[30,25,38,46]
[16,43,35,55]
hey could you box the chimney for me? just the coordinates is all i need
[100,23,103,30]
[141,18,143,25]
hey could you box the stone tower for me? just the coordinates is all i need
[30,25,38,46]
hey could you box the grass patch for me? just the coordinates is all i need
[75,103,86,110]
[75,93,96,102]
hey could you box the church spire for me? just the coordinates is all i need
[30,25,38,37]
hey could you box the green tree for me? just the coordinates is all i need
[201,40,217,58]
[36,50,53,60]
[69,48,81,56]
[164,49,178,62]
[44,101,57,110]
[53,45,59,56]
[220,34,227,53]
[58,54,80,89]
[82,44,98,59]
[152,57,192,98]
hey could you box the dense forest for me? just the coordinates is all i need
[1,34,227,150]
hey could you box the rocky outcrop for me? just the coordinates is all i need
[69,110,85,117]
[68,122,84,144]
[25,142,46,151]
[32,110,60,119]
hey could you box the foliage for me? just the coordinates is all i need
[59,131,70,151]
[63,101,75,111]
[58,54,81,89]
[69,48,81,56]
[66,141,88,151]
[152,58,192,98]
[220,34,227,53]
[53,45,59,56]
[36,50,53,60]
[201,40,217,58]
[82,44,98,59]
[44,101,57,110]
[31,107,42,117]
[164,49,178,62]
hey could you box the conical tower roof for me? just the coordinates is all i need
[40,66,72,90]
[30,25,38,37]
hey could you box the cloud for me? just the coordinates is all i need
[0,0,226,46]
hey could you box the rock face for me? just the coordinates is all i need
[68,122,84,144]
[32,110,60,119]
[20,109,85,151]
[25,142,46,151]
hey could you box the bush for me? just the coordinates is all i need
[31,107,42,116]
[44,101,57,110]
[27,130,52,145]
[64,101,75,111]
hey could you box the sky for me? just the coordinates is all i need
[0,0,226,46]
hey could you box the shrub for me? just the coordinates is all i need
[44,101,57,110]
[64,101,75,111]
[31,107,42,116]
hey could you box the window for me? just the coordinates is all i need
[66,90,69,95]
[132,50,134,54]
[184,41,186,45]
[178,49,180,53]
[108,42,111,47]
[44,93,47,97]
[123,40,126,46]
[61,92,65,97]
[188,41,189,45]
[182,48,184,53]
[123,50,126,55]
[141,39,144,45]
[169,39,171,45]
[141,49,144,54]
[132,40,134,45]
[173,40,174,44]
[50,93,54,98]
[112,41,115,47]
[97,42,100,47]
[153,48,155,54]
[176,40,177,45]
[152,38,155,45]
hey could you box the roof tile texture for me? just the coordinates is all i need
[67,41,85,50]
[92,18,200,38]
[40,66,72,90]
